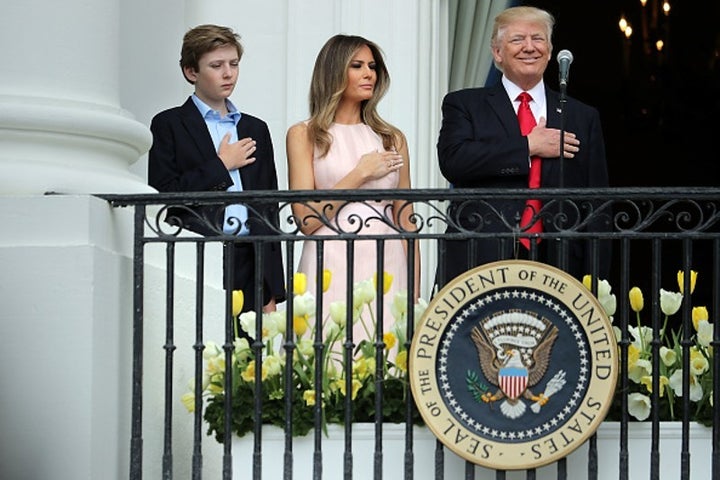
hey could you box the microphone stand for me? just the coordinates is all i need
[558,82,568,188]
[557,80,568,271]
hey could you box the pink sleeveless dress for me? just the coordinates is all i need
[296,123,408,345]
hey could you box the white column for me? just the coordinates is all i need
[0,1,149,479]
[0,0,152,194]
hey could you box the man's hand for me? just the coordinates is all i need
[527,117,581,159]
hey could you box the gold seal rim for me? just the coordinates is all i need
[409,260,618,470]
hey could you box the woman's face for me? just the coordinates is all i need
[342,45,377,103]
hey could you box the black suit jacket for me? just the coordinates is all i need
[436,82,610,287]
[148,97,286,307]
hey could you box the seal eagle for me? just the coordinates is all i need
[470,311,559,419]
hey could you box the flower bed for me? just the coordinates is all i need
[585,270,714,424]
[182,271,427,440]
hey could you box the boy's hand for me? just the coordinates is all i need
[218,133,257,170]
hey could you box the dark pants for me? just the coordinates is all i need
[223,241,273,341]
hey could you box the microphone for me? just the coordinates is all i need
[556,49,574,88]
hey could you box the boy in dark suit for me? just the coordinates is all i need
[148,24,286,318]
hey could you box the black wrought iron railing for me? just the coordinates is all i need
[101,187,720,480]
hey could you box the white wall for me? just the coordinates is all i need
[0,196,133,479]
[0,1,449,478]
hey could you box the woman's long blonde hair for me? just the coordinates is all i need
[307,34,401,157]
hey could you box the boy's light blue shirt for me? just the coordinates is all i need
[192,94,249,235]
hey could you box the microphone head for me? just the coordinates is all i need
[556,49,574,64]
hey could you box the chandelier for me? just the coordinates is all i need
[618,0,671,63]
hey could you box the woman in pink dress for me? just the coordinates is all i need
[286,34,420,346]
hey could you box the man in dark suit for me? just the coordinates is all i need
[435,6,610,290]
[148,24,285,319]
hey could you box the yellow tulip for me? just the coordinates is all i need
[373,271,393,295]
[232,289,244,317]
[640,375,669,397]
[338,379,362,400]
[677,270,698,294]
[303,389,316,406]
[692,306,709,331]
[241,360,268,382]
[180,392,196,413]
[628,343,640,365]
[629,287,644,313]
[350,379,362,400]
[582,274,592,291]
[322,269,332,292]
[241,361,256,382]
[293,314,309,337]
[395,350,408,372]
[383,332,397,351]
[353,357,375,380]
[206,356,226,376]
[293,272,307,295]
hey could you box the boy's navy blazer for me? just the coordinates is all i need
[148,96,285,301]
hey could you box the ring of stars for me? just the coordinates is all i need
[437,288,590,442]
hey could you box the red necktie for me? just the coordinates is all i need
[517,92,542,248]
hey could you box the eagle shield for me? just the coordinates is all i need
[499,366,527,400]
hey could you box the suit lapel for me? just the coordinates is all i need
[488,84,521,135]
[235,115,256,190]
[542,89,562,186]
[545,90,561,130]
[179,97,256,191]
[179,97,218,162]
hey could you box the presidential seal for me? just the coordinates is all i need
[410,260,617,470]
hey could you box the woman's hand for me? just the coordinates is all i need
[356,150,404,180]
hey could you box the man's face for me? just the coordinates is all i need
[184,44,239,108]
[492,20,551,89]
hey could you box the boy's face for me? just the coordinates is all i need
[183,44,239,108]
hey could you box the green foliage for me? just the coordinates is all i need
[589,272,715,424]
[182,275,428,442]
[466,369,489,403]
[201,357,423,443]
